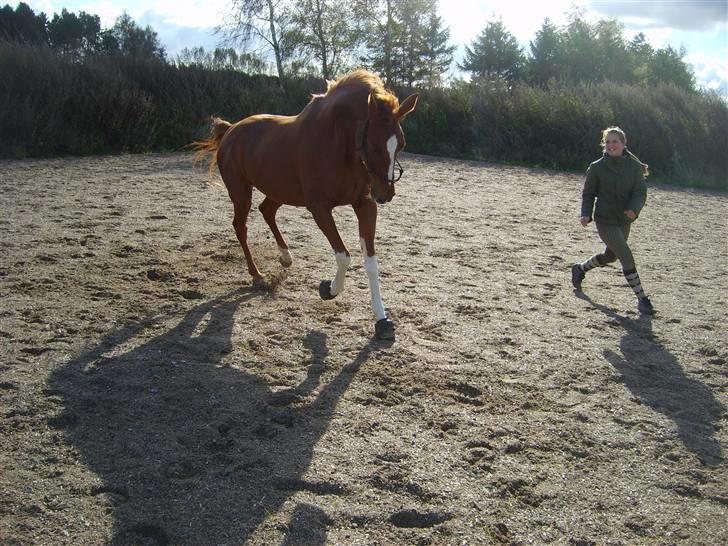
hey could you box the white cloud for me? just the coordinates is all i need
[587,0,728,31]
[137,0,231,29]
[686,51,728,93]
[136,11,220,56]
[28,0,232,29]
[440,0,582,47]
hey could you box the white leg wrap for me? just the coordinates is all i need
[279,246,292,267]
[364,254,386,321]
[329,252,350,296]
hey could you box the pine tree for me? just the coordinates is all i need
[629,32,654,85]
[594,18,633,83]
[419,11,454,87]
[647,45,695,90]
[528,18,562,86]
[0,2,48,45]
[460,19,525,82]
[560,9,601,83]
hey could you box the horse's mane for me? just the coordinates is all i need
[321,69,399,114]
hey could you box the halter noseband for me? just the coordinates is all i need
[357,119,404,185]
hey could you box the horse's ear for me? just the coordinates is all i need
[397,93,418,120]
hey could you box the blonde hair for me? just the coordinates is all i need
[601,126,649,176]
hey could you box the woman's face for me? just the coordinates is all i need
[605,132,625,157]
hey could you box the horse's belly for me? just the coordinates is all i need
[253,178,306,207]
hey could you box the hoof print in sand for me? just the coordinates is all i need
[388,509,452,528]
[447,382,484,406]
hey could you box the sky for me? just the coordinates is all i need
[26,0,728,95]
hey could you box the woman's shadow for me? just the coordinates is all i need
[50,287,381,544]
[576,293,724,466]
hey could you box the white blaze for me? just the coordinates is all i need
[386,134,398,182]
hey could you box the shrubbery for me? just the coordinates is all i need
[2,42,726,190]
[406,79,727,189]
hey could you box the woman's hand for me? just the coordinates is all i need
[624,210,637,220]
[580,216,591,227]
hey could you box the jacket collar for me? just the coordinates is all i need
[603,152,626,174]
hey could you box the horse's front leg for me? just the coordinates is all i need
[309,205,351,300]
[353,198,395,341]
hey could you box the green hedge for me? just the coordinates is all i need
[1,43,317,156]
[404,80,727,189]
[2,43,726,190]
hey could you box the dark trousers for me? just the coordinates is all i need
[595,222,635,271]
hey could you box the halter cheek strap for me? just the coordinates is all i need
[355,120,404,185]
[355,120,370,165]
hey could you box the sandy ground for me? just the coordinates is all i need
[0,152,726,545]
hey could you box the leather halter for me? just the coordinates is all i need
[356,119,404,185]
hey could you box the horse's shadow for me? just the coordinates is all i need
[576,293,724,465]
[50,288,377,544]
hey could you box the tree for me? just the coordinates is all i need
[101,13,166,60]
[647,45,695,90]
[364,0,453,87]
[560,9,601,83]
[395,0,431,87]
[175,46,268,73]
[419,10,455,87]
[0,2,48,45]
[47,9,101,57]
[629,32,654,85]
[527,18,563,86]
[594,18,633,83]
[222,0,301,86]
[292,0,361,79]
[364,0,399,86]
[460,19,525,82]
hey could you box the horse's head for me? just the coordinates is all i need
[361,92,418,204]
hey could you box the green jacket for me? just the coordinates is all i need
[581,153,647,225]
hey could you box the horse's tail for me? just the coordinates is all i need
[191,117,232,175]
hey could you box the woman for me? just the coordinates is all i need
[572,126,655,314]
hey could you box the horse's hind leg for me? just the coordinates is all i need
[259,196,292,267]
[232,190,264,282]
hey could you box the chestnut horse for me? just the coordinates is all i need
[194,70,418,340]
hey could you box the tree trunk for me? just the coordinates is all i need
[267,0,286,87]
[384,0,393,86]
[314,0,329,79]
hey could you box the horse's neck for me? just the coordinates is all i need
[327,85,370,121]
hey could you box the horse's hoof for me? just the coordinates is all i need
[279,249,293,267]
[319,280,336,300]
[375,318,395,341]
[252,276,268,290]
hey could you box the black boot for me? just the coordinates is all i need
[571,264,585,291]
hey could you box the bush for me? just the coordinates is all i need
[403,79,726,190]
[0,43,315,157]
[1,42,725,190]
